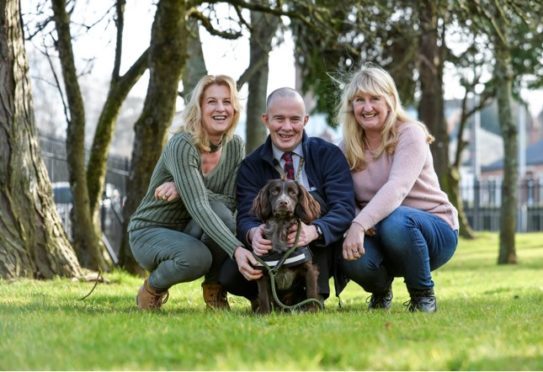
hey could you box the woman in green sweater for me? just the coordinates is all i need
[128,75,251,310]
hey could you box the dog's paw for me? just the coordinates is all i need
[303,297,323,313]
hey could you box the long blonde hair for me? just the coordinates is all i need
[337,64,434,171]
[179,74,241,152]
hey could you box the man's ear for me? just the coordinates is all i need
[303,114,309,127]
[261,113,272,132]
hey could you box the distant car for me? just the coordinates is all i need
[51,181,123,263]
[51,181,123,233]
[52,182,73,239]
[52,181,122,208]
[52,182,73,204]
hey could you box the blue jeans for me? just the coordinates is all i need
[341,206,458,293]
[129,200,234,291]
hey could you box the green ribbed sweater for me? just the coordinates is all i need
[128,132,245,257]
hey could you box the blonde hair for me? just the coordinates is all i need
[179,74,241,152]
[337,63,434,171]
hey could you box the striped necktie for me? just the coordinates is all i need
[282,152,295,180]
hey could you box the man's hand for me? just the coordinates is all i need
[286,222,319,247]
[154,181,179,202]
[249,225,272,256]
[234,247,263,281]
[342,223,366,261]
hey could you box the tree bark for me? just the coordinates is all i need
[51,0,108,271]
[449,93,482,239]
[0,0,80,279]
[245,2,279,154]
[417,0,450,194]
[494,31,517,264]
[119,0,188,274]
[86,48,149,223]
[449,168,475,239]
[182,18,207,95]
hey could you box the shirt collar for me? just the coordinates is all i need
[272,143,304,161]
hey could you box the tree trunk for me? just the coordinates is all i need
[494,32,517,264]
[449,167,475,239]
[0,0,81,279]
[86,49,149,223]
[449,94,477,239]
[182,18,207,95]
[119,0,188,274]
[245,3,279,154]
[52,0,108,271]
[417,0,450,194]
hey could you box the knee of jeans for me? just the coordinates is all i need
[341,258,381,285]
[379,210,409,234]
[209,201,235,232]
[379,211,416,247]
[174,248,212,278]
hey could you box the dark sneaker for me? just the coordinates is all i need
[367,287,393,310]
[406,287,437,313]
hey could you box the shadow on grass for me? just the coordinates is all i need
[445,259,543,272]
[331,288,543,315]
[0,294,202,316]
[0,291,262,318]
[453,354,543,370]
[2,286,541,319]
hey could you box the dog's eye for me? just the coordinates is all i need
[289,189,298,197]
[270,187,280,195]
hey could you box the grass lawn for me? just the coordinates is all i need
[1,232,542,370]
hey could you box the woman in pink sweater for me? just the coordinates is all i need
[338,64,459,312]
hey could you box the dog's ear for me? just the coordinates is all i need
[251,182,272,220]
[295,184,321,223]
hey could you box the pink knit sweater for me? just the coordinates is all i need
[346,122,459,231]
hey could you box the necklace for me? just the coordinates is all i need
[208,139,223,153]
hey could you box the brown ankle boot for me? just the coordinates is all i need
[202,283,230,310]
[136,279,169,310]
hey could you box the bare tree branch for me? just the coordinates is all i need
[205,0,327,31]
[237,55,268,90]
[44,36,71,125]
[112,0,126,80]
[187,8,242,39]
[232,4,251,30]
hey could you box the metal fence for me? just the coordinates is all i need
[461,177,543,232]
[40,134,543,259]
[40,135,129,260]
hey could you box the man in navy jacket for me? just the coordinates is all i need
[222,87,355,304]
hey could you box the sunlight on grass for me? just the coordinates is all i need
[1,232,542,370]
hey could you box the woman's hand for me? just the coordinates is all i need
[343,223,366,261]
[154,181,179,202]
[234,247,263,281]
[249,225,272,256]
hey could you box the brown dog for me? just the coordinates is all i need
[251,179,322,313]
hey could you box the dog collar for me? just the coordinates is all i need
[253,246,312,268]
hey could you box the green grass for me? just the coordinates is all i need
[1,232,543,370]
